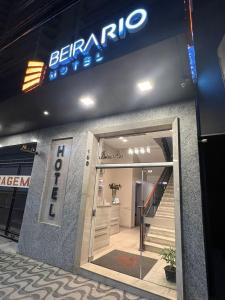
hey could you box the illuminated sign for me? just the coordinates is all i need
[188,45,197,83]
[218,35,225,87]
[48,8,148,81]
[0,176,30,188]
[22,61,46,92]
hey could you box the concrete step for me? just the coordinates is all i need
[150,226,175,238]
[157,207,175,214]
[145,217,175,230]
[161,200,174,206]
[146,233,175,247]
[160,202,174,208]
[155,212,175,219]
[162,195,174,200]
[144,241,170,254]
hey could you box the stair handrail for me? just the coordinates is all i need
[143,167,172,217]
[144,177,161,209]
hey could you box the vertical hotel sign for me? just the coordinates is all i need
[39,138,72,226]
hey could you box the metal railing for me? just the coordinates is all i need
[139,167,173,251]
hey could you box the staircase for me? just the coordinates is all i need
[144,178,175,254]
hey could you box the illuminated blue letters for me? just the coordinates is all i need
[73,39,85,58]
[49,51,60,69]
[83,34,101,54]
[48,8,148,79]
[101,24,118,47]
[49,70,57,81]
[83,56,92,68]
[59,44,72,64]
[125,9,148,33]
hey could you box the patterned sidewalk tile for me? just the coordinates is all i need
[0,251,147,300]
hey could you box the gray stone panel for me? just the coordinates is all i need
[0,100,208,300]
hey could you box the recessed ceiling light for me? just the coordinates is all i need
[119,137,124,140]
[0,145,2,148]
[128,148,133,155]
[43,110,49,116]
[140,147,145,154]
[80,96,95,107]
[148,169,153,173]
[122,139,128,143]
[31,138,38,143]
[146,146,151,153]
[134,148,139,154]
[137,80,153,92]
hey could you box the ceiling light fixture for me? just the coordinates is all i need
[80,96,95,107]
[146,146,151,153]
[119,137,124,140]
[140,147,145,154]
[123,139,128,143]
[128,148,133,155]
[31,138,39,143]
[134,148,139,155]
[137,80,153,92]
[43,110,49,116]
[0,145,2,148]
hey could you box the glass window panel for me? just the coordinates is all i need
[98,131,173,165]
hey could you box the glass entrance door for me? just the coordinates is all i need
[88,130,176,294]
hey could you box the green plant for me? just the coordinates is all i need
[160,247,176,268]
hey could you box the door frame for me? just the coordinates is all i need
[74,117,183,300]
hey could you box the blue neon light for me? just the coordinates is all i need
[48,8,148,81]
[188,45,197,83]
[59,66,69,76]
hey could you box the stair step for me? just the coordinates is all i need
[157,207,174,212]
[160,201,174,207]
[144,241,171,254]
[155,213,175,219]
[150,226,175,238]
[146,217,175,230]
[146,234,175,247]
[161,201,174,206]
[162,196,174,200]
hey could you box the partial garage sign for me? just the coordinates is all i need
[0,175,31,188]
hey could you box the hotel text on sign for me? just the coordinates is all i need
[0,176,31,188]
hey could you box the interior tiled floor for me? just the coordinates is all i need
[93,227,176,296]
[0,236,146,300]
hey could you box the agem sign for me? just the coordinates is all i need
[48,8,148,81]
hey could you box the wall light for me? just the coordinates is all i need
[146,146,151,153]
[0,145,2,148]
[137,80,153,92]
[80,96,95,107]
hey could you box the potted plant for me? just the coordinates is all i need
[160,247,176,283]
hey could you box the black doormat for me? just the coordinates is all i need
[92,250,157,279]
